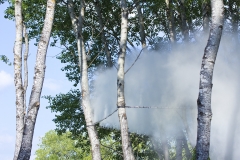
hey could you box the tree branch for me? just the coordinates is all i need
[125,48,144,74]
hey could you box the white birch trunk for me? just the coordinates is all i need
[17,0,55,159]
[117,0,135,159]
[67,0,102,159]
[23,24,29,120]
[13,0,24,159]
[196,0,224,159]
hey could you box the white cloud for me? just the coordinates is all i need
[0,70,13,90]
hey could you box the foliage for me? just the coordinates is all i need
[0,55,11,65]
[4,0,239,87]
[44,90,159,159]
[3,0,218,84]
[35,130,91,160]
[3,0,239,158]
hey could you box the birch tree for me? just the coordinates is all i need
[179,0,189,41]
[196,0,224,159]
[117,0,135,159]
[228,0,239,42]
[165,0,176,43]
[134,0,146,48]
[16,0,56,159]
[94,0,113,67]
[67,0,102,159]
[13,0,24,158]
[202,0,210,34]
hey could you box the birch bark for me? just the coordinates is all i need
[23,24,29,120]
[196,0,224,159]
[17,0,55,159]
[117,0,135,159]
[67,0,102,159]
[13,0,24,158]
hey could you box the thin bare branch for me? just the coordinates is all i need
[87,109,118,127]
[125,48,144,74]
[118,105,193,109]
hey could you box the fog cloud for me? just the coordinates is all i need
[91,34,240,159]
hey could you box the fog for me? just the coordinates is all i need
[91,33,240,159]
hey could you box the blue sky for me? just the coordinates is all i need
[0,3,75,159]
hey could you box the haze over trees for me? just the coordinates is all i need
[2,0,240,159]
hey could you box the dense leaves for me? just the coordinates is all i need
[35,130,91,160]
[44,90,159,159]
[3,0,239,159]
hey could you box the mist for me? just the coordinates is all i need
[91,33,240,159]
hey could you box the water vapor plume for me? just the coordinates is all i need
[91,33,240,159]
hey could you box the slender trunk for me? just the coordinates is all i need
[67,0,81,70]
[117,0,135,159]
[17,0,55,159]
[13,0,24,159]
[151,138,162,159]
[163,139,169,160]
[202,0,210,34]
[179,0,188,42]
[165,0,176,43]
[67,0,102,159]
[229,0,239,42]
[23,24,29,120]
[196,0,224,159]
[182,135,191,159]
[134,0,146,48]
[176,138,182,160]
[94,0,113,67]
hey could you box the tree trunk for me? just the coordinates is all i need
[23,24,29,120]
[165,0,176,43]
[67,0,82,70]
[179,0,189,42]
[151,138,162,159]
[202,0,210,34]
[17,0,55,159]
[196,0,224,159]
[67,0,102,159]
[13,0,24,159]
[182,135,191,159]
[229,0,239,42]
[176,138,182,160]
[163,139,169,160]
[134,0,146,48]
[94,0,113,67]
[117,0,135,159]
